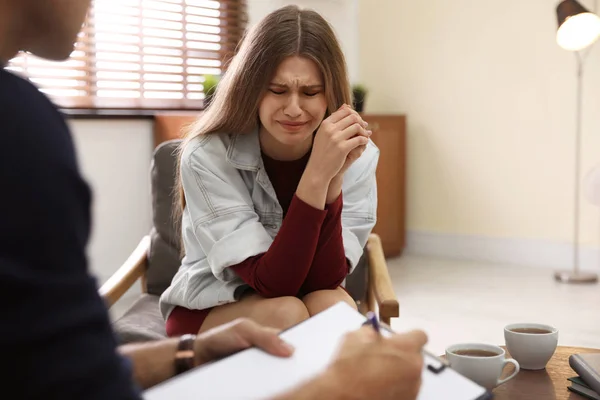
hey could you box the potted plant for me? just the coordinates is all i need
[203,74,220,107]
[352,84,367,112]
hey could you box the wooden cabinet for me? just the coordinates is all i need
[154,112,200,147]
[154,112,406,258]
[361,114,406,258]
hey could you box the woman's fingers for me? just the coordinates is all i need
[339,122,371,141]
[341,135,369,153]
[336,111,368,132]
[326,104,354,125]
[347,144,367,160]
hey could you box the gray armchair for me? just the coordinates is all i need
[100,138,399,345]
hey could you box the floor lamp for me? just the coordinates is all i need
[554,0,600,283]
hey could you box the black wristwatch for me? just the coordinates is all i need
[175,334,197,375]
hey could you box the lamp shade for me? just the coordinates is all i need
[556,0,600,51]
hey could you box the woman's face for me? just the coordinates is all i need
[258,56,328,159]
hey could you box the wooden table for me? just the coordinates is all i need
[492,346,599,399]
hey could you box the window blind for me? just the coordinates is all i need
[6,0,247,109]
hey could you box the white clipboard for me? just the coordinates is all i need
[144,302,492,400]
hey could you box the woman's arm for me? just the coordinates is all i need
[229,118,357,297]
[231,195,326,297]
[172,137,328,308]
[300,192,348,293]
[301,145,380,293]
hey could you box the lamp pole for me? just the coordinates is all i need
[554,28,599,283]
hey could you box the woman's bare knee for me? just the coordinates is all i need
[199,293,309,332]
[302,287,357,316]
[250,296,309,330]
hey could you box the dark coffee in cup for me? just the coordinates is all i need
[510,328,552,334]
[452,349,500,357]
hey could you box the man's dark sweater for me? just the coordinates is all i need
[0,69,140,399]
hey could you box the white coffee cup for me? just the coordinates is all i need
[504,323,558,370]
[446,343,520,390]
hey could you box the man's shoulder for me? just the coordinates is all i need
[1,69,63,115]
[0,69,75,161]
[1,69,69,134]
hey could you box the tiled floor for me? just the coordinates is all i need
[386,255,600,356]
[110,255,600,357]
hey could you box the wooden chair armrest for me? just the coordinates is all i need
[366,233,400,325]
[99,236,151,308]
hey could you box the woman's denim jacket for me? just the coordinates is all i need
[159,129,379,319]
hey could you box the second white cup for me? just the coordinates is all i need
[504,323,558,370]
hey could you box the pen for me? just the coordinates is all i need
[365,311,380,335]
[362,313,449,372]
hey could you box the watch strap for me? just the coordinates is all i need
[175,333,197,375]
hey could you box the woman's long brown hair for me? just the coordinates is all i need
[173,5,352,245]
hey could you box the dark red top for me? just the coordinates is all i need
[230,151,348,297]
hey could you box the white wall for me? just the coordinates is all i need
[358,0,600,269]
[68,119,153,284]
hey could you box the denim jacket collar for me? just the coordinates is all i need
[226,128,262,171]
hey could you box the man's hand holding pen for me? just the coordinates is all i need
[322,315,428,400]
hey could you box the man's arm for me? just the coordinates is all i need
[119,318,294,390]
[118,339,179,389]
[0,77,141,400]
